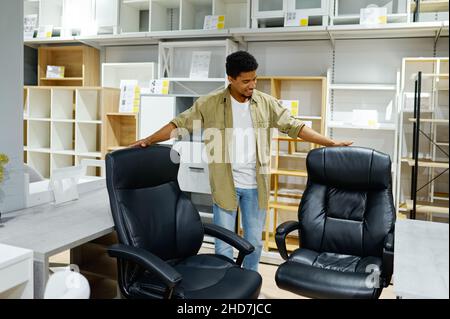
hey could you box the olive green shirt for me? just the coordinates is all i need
[171,87,305,211]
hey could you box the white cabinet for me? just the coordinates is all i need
[0,244,34,299]
[330,0,410,25]
[139,95,194,144]
[251,0,329,28]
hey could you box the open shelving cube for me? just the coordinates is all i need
[251,0,287,28]
[120,0,150,33]
[27,87,51,119]
[181,0,213,30]
[28,120,51,151]
[51,88,74,120]
[101,63,157,89]
[51,153,74,171]
[76,123,102,157]
[27,152,51,179]
[213,0,250,28]
[105,114,137,152]
[158,39,237,95]
[51,121,75,152]
[38,45,99,87]
[150,0,180,31]
[76,89,100,122]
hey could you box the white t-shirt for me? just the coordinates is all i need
[230,95,257,189]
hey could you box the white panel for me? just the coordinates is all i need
[248,40,332,76]
[52,122,74,151]
[27,152,50,179]
[139,96,176,142]
[214,0,249,28]
[150,0,180,31]
[334,38,435,84]
[120,0,140,32]
[104,45,159,63]
[28,121,50,149]
[28,88,51,118]
[76,123,100,153]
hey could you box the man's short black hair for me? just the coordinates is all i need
[226,51,258,78]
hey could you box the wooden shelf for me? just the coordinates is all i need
[266,234,299,252]
[411,0,449,13]
[273,136,305,142]
[401,158,449,168]
[271,169,308,177]
[106,112,137,117]
[268,201,300,212]
[40,77,84,81]
[404,200,449,214]
[408,118,449,124]
[38,45,99,87]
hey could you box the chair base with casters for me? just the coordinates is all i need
[274,147,395,299]
[106,145,262,299]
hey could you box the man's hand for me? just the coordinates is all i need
[330,140,353,147]
[129,137,151,148]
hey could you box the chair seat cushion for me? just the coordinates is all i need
[130,254,262,299]
[276,248,383,299]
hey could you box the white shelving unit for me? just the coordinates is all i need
[101,62,157,89]
[120,0,150,33]
[326,68,401,199]
[23,86,116,179]
[411,0,449,22]
[396,57,449,220]
[158,39,238,95]
[330,0,410,25]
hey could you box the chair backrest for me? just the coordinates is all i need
[105,145,204,261]
[44,270,90,299]
[300,147,395,258]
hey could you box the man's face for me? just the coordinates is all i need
[228,70,257,99]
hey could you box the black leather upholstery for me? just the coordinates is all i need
[275,147,395,299]
[106,145,262,299]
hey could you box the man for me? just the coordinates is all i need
[131,51,352,272]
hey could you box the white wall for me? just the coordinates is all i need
[0,0,26,212]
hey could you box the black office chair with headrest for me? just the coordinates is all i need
[275,146,395,299]
[105,145,262,299]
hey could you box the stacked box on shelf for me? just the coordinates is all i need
[256,76,327,252]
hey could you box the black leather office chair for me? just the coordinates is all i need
[275,147,395,299]
[105,145,262,299]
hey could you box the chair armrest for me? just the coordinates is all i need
[203,223,254,266]
[275,221,300,260]
[107,244,182,290]
[382,231,395,287]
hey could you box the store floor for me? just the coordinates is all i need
[50,248,396,299]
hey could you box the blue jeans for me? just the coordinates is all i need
[213,188,266,272]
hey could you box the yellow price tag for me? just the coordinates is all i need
[300,18,309,27]
[378,16,387,24]
[218,15,225,22]
[291,101,299,116]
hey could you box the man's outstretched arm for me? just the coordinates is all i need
[129,122,177,148]
[299,126,353,147]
